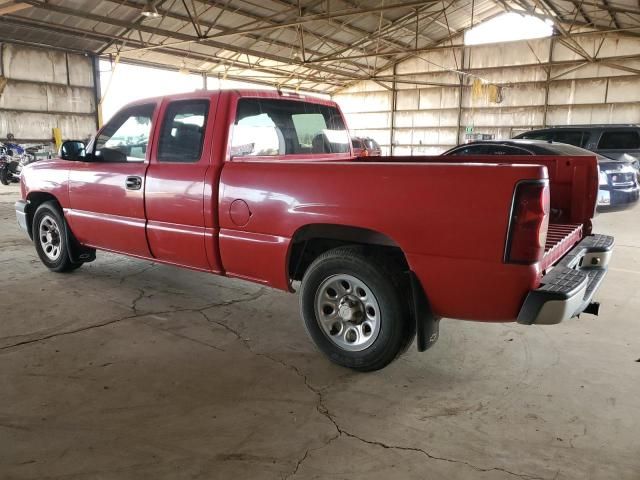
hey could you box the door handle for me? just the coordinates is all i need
[126,176,142,190]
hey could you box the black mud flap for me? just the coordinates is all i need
[63,218,96,264]
[409,271,440,352]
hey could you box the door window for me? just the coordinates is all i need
[597,131,640,150]
[95,104,155,162]
[158,100,209,163]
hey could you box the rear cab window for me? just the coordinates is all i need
[597,131,640,150]
[230,98,350,159]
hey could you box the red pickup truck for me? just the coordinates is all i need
[15,90,613,371]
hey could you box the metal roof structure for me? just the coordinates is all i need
[1,0,639,93]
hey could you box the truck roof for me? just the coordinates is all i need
[124,88,337,109]
[523,124,640,129]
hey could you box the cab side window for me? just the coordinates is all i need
[158,100,209,163]
[94,104,155,162]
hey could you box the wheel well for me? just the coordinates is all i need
[288,224,409,282]
[25,192,61,239]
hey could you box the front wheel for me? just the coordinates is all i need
[32,201,82,273]
[299,246,414,371]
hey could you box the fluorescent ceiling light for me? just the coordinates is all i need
[464,12,553,46]
[141,1,160,18]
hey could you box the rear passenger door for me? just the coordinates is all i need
[144,97,220,271]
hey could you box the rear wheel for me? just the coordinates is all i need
[33,201,82,273]
[300,246,414,371]
[0,166,9,185]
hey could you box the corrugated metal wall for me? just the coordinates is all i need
[0,42,98,144]
[334,34,640,155]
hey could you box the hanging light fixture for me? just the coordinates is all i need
[178,60,190,76]
[141,1,160,18]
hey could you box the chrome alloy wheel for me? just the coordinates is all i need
[314,274,381,352]
[39,214,62,261]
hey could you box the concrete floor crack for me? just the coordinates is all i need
[0,289,266,353]
[248,349,550,480]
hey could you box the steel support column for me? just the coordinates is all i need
[390,63,398,156]
[92,55,102,130]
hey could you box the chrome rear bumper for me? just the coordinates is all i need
[518,234,614,325]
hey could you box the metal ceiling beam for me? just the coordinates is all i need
[256,0,417,52]
[311,2,446,63]
[97,0,170,55]
[292,0,436,48]
[124,0,401,80]
[113,0,365,54]
[106,0,374,75]
[0,15,347,89]
[201,0,441,40]
[21,0,369,83]
[572,0,640,16]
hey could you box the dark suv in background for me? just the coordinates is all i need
[443,139,639,210]
[513,125,640,167]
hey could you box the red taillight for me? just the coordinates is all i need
[505,182,550,264]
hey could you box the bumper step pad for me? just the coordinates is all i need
[518,234,614,325]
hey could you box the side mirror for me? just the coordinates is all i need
[60,140,87,161]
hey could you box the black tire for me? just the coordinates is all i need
[300,246,415,371]
[32,201,82,273]
[0,166,9,185]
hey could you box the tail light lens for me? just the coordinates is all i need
[505,182,550,264]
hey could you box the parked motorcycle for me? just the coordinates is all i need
[0,135,40,185]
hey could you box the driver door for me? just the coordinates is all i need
[66,103,158,257]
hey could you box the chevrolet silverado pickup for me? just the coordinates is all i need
[15,90,613,371]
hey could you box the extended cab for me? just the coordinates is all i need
[15,90,613,371]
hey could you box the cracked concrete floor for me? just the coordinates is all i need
[1,184,640,480]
